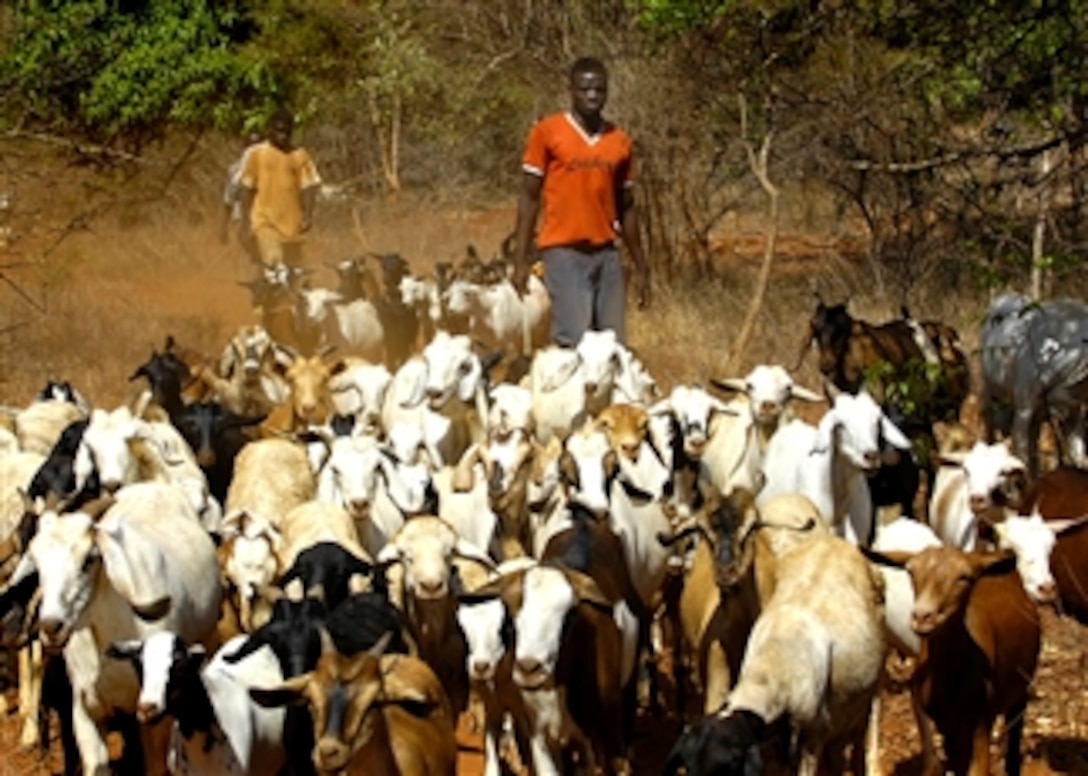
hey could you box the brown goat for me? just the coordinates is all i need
[865,545,1041,776]
[1018,465,1088,624]
[259,353,347,438]
[594,402,651,463]
[251,633,457,776]
[799,298,969,422]
[664,490,829,715]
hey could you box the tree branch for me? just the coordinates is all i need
[849,132,1071,173]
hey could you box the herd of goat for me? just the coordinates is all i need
[1,251,1088,776]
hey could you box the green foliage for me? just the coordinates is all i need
[860,1,1088,125]
[0,1,273,144]
[631,0,730,36]
[863,356,965,423]
[863,355,968,468]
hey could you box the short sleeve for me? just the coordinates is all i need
[296,149,322,189]
[618,135,634,188]
[239,146,259,189]
[521,121,548,177]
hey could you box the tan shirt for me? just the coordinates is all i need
[240,141,321,242]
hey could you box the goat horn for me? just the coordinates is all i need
[82,496,115,522]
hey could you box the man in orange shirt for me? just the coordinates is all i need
[512,57,651,346]
[239,109,322,270]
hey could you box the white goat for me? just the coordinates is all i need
[928,440,1028,550]
[74,405,220,532]
[443,275,551,356]
[15,397,87,456]
[314,427,432,557]
[381,330,489,468]
[758,387,911,546]
[665,536,886,776]
[325,356,392,436]
[530,329,657,444]
[712,363,823,449]
[106,632,286,776]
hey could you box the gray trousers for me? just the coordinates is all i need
[541,245,626,347]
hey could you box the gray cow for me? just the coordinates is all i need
[979,291,1088,475]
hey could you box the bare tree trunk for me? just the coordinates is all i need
[726,94,778,371]
[369,92,401,194]
[1031,147,1050,301]
[390,92,402,193]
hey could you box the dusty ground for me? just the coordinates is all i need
[0,134,1087,775]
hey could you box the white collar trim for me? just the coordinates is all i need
[565,112,603,145]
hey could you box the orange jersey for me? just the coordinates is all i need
[240,141,321,242]
[522,113,633,250]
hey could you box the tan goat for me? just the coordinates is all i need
[251,633,457,776]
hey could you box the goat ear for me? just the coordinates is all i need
[457,356,483,404]
[617,475,654,504]
[558,450,580,490]
[564,569,612,610]
[542,351,582,392]
[659,515,714,549]
[788,383,823,403]
[399,360,429,409]
[973,550,1017,578]
[452,445,482,493]
[81,496,115,522]
[823,379,842,403]
[376,542,403,567]
[603,450,620,484]
[710,377,747,396]
[708,395,739,416]
[859,547,911,569]
[105,639,143,662]
[880,416,912,450]
[380,659,441,706]
[934,452,967,468]
[327,358,348,378]
[453,538,496,570]
[1050,514,1088,537]
[131,595,172,622]
[221,633,267,665]
[367,631,395,659]
[648,397,673,417]
[249,676,311,709]
[457,577,506,604]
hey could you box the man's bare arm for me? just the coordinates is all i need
[301,185,318,233]
[620,186,650,310]
[512,172,543,296]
